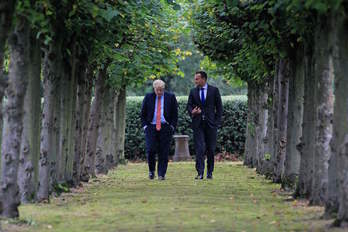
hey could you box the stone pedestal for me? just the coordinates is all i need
[173,135,191,161]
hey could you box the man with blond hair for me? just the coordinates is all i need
[141,79,178,180]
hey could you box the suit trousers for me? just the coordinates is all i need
[145,124,173,177]
[193,120,217,175]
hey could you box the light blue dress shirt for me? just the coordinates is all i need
[151,95,166,124]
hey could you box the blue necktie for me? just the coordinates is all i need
[200,87,205,105]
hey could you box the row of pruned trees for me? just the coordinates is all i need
[0,0,183,218]
[191,0,348,227]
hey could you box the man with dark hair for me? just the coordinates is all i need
[187,71,223,179]
[141,79,178,180]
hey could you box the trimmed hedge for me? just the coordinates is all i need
[125,95,247,160]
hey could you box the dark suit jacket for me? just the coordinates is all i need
[187,84,223,129]
[141,91,178,130]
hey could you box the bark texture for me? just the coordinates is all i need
[271,62,280,178]
[244,84,256,167]
[283,49,304,190]
[297,44,316,198]
[329,11,348,225]
[81,68,106,180]
[37,40,62,201]
[72,62,87,186]
[0,0,17,147]
[260,78,274,177]
[0,17,29,217]
[273,58,289,183]
[18,33,41,203]
[255,84,268,173]
[79,70,93,182]
[96,86,115,174]
[311,18,333,206]
[114,85,126,164]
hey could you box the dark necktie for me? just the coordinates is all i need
[200,87,205,105]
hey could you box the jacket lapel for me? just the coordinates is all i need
[151,93,156,113]
[205,84,211,103]
[195,87,202,106]
[163,92,168,116]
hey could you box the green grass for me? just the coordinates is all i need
[2,162,329,232]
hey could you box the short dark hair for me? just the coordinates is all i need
[195,71,207,80]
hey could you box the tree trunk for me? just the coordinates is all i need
[105,90,116,170]
[0,0,17,100]
[296,43,316,198]
[271,62,281,178]
[260,77,274,177]
[37,39,62,202]
[255,83,268,173]
[283,49,304,190]
[310,18,334,206]
[273,58,289,183]
[0,1,17,157]
[114,85,127,164]
[0,16,29,218]
[244,84,256,167]
[18,32,41,203]
[79,69,93,182]
[64,45,77,183]
[57,71,70,182]
[72,61,87,186]
[96,85,109,174]
[0,0,17,67]
[329,10,348,226]
[96,85,116,174]
[81,67,106,180]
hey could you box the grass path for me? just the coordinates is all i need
[1,162,341,231]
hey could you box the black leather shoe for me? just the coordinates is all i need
[158,176,165,181]
[149,172,155,180]
[207,173,213,179]
[195,174,203,180]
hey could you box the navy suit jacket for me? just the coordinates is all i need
[141,91,178,130]
[187,84,223,129]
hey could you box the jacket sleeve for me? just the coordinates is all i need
[186,89,194,119]
[140,94,148,128]
[215,88,223,127]
[172,94,178,128]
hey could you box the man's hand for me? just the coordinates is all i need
[191,106,201,116]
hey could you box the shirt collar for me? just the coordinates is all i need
[202,83,208,89]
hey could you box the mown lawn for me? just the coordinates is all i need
[1,162,341,232]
